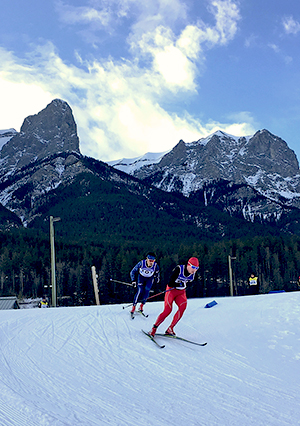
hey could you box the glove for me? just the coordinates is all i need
[132,281,137,288]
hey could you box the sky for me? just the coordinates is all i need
[0,292,300,425]
[1,1,300,163]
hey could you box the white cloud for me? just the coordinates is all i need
[282,16,300,35]
[244,34,258,48]
[0,48,54,130]
[224,111,258,135]
[208,0,241,44]
[129,0,241,91]
[55,0,112,27]
[134,26,199,92]
[268,43,293,65]
[269,43,280,54]
[0,1,250,162]
[127,0,188,37]
[55,0,187,31]
[0,79,53,131]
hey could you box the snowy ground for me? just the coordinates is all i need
[0,292,300,426]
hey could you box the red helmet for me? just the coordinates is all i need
[188,257,199,268]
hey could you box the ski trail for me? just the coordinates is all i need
[0,294,299,425]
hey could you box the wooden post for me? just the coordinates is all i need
[228,255,233,297]
[91,266,100,305]
[228,255,236,296]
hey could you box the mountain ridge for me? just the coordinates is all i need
[108,128,300,226]
[0,99,299,238]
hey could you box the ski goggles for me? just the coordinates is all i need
[147,256,156,261]
[188,263,199,270]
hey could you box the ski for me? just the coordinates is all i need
[155,333,207,347]
[130,311,149,319]
[142,330,165,349]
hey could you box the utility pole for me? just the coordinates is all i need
[50,216,61,307]
[228,255,236,297]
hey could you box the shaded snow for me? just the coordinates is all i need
[0,292,300,425]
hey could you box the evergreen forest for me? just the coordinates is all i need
[1,227,300,306]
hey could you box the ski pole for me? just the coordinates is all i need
[145,287,173,301]
[122,302,134,309]
[122,287,173,309]
[110,278,136,287]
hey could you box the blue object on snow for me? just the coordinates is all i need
[269,290,285,294]
[205,300,217,308]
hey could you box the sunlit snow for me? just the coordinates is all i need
[107,151,169,174]
[0,292,299,425]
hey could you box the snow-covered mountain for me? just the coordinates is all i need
[0,100,90,225]
[0,100,235,240]
[0,128,17,151]
[109,130,300,224]
[0,293,299,425]
[0,99,80,175]
[110,129,300,200]
[107,150,169,174]
[1,98,300,234]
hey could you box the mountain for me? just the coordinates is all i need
[0,98,299,241]
[112,130,300,198]
[109,130,300,227]
[0,99,268,242]
[0,100,87,227]
[0,128,17,151]
[0,99,80,173]
[108,150,169,174]
[2,99,300,301]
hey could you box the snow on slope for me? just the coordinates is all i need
[0,129,16,151]
[0,293,300,426]
[107,150,169,174]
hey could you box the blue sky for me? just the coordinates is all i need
[1,0,300,163]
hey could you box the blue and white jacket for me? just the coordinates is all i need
[130,259,160,284]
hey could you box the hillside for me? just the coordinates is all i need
[0,292,299,425]
[1,100,300,300]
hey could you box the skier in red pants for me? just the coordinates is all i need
[149,257,199,337]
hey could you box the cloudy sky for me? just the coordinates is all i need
[1,0,300,163]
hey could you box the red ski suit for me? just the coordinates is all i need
[154,265,196,329]
[155,286,187,329]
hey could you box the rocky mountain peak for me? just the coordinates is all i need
[0,99,80,173]
[246,129,299,177]
[128,129,300,205]
[159,139,186,167]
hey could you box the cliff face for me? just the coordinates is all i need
[0,99,84,225]
[0,99,80,174]
[133,129,300,196]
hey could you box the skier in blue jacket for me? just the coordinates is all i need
[130,252,160,315]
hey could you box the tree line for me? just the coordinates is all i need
[1,228,300,306]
